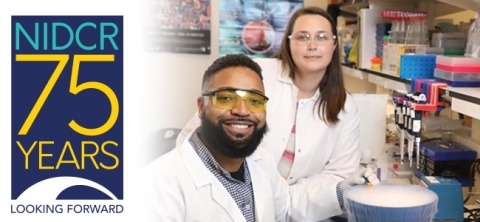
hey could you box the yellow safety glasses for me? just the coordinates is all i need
[202,88,269,113]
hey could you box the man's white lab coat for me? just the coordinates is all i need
[140,137,289,221]
[140,135,342,222]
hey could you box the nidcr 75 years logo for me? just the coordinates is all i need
[11,16,123,200]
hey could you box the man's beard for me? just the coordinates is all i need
[199,113,268,158]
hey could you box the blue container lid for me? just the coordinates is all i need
[421,141,477,161]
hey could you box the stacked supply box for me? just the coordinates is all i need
[376,23,391,57]
[419,141,477,187]
[431,32,467,56]
[434,55,480,87]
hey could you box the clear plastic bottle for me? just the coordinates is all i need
[343,33,353,63]
[465,13,480,58]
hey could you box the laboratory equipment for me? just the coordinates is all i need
[419,176,464,222]
[405,93,415,167]
[431,32,467,55]
[399,54,436,80]
[409,93,426,169]
[392,95,406,164]
[344,183,438,222]
[392,81,448,168]
[419,141,477,187]
[436,55,480,72]
[434,68,480,87]
[434,55,480,87]
[402,94,412,164]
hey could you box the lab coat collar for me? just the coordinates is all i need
[278,67,321,101]
[278,65,293,84]
[178,133,266,222]
[178,136,214,188]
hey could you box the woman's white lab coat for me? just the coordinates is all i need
[256,58,360,184]
[257,58,361,221]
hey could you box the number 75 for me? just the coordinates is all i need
[16,54,119,136]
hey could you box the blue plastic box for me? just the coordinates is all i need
[400,54,437,79]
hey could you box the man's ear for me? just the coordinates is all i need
[197,96,205,118]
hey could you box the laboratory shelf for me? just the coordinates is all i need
[342,64,410,92]
[342,64,480,120]
[444,87,480,120]
[436,0,480,11]
[361,68,411,92]
[446,87,480,105]
[338,0,473,17]
[338,1,369,15]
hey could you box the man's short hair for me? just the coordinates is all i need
[202,54,263,89]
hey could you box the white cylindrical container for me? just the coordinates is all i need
[344,183,438,222]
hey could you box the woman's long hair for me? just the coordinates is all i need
[273,6,346,125]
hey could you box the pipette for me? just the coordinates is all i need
[411,94,426,168]
[404,93,413,166]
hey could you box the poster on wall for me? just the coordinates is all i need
[145,0,211,54]
[220,0,303,58]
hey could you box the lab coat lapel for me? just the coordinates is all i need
[179,139,247,222]
[247,152,268,222]
[210,183,246,222]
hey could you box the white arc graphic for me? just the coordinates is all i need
[17,176,118,200]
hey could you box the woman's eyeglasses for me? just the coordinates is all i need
[288,32,336,45]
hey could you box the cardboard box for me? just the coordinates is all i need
[382,43,427,76]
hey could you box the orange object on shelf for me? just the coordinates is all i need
[371,57,382,71]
